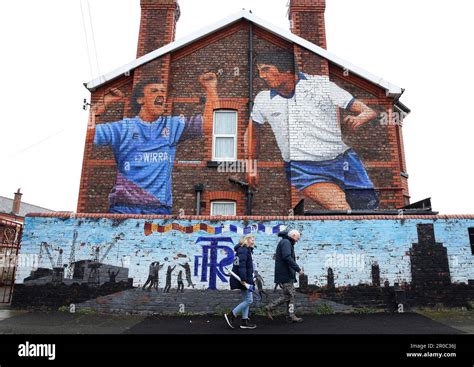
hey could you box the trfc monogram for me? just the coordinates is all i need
[194,237,234,289]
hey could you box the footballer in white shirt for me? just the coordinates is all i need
[249,50,379,210]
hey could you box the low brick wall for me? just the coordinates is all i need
[73,288,353,316]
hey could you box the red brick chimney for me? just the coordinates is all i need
[288,0,327,49]
[136,0,181,58]
[12,188,22,215]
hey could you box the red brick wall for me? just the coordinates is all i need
[77,21,408,215]
[289,0,327,49]
[136,0,179,58]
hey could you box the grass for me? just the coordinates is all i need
[58,305,70,313]
[76,307,99,315]
[213,306,232,316]
[313,303,334,315]
[415,306,474,320]
[352,307,380,314]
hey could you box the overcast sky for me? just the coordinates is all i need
[1,0,473,214]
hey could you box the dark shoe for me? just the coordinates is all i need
[287,314,303,323]
[265,306,274,320]
[224,312,236,329]
[240,319,257,329]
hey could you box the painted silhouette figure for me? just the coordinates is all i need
[177,270,184,293]
[179,262,195,288]
[142,262,163,291]
[107,269,120,283]
[151,262,164,290]
[164,265,176,293]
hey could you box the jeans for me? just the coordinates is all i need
[232,290,253,319]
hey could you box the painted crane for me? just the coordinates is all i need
[87,233,125,285]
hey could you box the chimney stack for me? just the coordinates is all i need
[136,0,181,58]
[12,188,22,215]
[288,0,327,49]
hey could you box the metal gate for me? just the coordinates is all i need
[0,219,22,303]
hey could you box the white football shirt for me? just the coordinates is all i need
[251,73,354,162]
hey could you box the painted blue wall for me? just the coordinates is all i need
[15,217,474,290]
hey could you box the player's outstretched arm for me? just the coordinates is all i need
[198,72,220,133]
[88,88,126,130]
[344,100,377,130]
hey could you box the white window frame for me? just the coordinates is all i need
[210,201,237,216]
[212,110,238,161]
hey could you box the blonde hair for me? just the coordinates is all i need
[240,235,255,247]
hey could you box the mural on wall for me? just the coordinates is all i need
[87,50,383,215]
[89,72,218,215]
[12,217,474,310]
[250,49,379,210]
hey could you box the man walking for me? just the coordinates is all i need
[265,229,304,323]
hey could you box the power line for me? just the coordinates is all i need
[7,129,66,159]
[87,0,101,78]
[79,0,94,79]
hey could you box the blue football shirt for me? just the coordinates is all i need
[94,116,185,209]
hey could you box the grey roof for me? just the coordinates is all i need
[0,196,55,217]
[85,10,404,98]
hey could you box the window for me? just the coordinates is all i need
[469,228,474,255]
[211,201,236,216]
[213,110,237,161]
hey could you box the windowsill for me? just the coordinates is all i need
[207,160,237,167]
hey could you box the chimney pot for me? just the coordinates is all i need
[12,188,22,215]
[288,0,327,49]
[137,0,180,58]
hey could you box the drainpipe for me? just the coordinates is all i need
[249,22,254,117]
[194,184,204,215]
[229,178,253,215]
[246,186,253,216]
[246,22,254,216]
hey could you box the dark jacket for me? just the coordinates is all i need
[230,244,255,290]
[274,231,301,284]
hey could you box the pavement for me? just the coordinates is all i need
[0,310,468,334]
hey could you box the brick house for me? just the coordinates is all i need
[0,189,55,225]
[0,190,54,303]
[78,0,411,217]
[11,1,474,312]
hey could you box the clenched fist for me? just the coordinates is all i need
[199,72,218,92]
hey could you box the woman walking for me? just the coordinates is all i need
[224,235,257,329]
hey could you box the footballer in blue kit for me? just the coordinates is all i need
[94,115,185,214]
[91,75,216,214]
